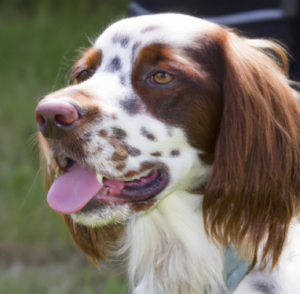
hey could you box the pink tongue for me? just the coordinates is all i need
[47,164,102,214]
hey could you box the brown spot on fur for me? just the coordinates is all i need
[127,145,141,157]
[119,98,142,115]
[124,169,138,179]
[81,107,102,125]
[141,127,156,141]
[140,161,157,171]
[112,151,128,162]
[116,163,126,171]
[170,149,180,157]
[110,139,128,162]
[124,161,166,179]
[99,130,108,137]
[112,35,130,48]
[111,113,117,120]
[112,127,127,138]
[151,151,161,157]
[83,132,92,142]
[130,199,158,212]
[105,56,122,72]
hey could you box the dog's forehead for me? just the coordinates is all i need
[93,14,216,55]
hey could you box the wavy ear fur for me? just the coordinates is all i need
[203,29,300,270]
[63,215,121,266]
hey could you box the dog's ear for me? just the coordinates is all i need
[203,30,300,270]
[63,215,121,266]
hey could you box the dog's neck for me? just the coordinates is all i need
[121,191,225,294]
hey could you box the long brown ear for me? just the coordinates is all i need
[63,215,121,267]
[203,29,300,270]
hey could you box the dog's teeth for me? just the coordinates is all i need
[140,169,152,177]
[98,169,153,184]
[125,169,152,182]
[96,174,104,185]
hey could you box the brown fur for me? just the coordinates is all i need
[132,28,300,270]
[202,29,300,270]
[132,43,223,165]
[63,215,121,266]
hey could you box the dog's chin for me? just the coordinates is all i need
[70,198,159,227]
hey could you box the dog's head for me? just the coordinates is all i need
[36,14,300,268]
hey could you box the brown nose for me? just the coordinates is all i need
[35,101,79,134]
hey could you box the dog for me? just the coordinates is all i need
[35,13,300,294]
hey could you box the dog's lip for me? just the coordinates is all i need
[92,168,169,204]
[47,159,169,215]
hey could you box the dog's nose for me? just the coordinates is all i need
[35,101,79,134]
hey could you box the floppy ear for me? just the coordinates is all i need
[63,215,121,266]
[39,134,120,266]
[203,29,300,270]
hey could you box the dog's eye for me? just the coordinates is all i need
[150,72,174,84]
[76,70,92,83]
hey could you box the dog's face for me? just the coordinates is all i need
[36,14,222,226]
[36,13,300,270]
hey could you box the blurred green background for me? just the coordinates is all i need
[0,0,130,293]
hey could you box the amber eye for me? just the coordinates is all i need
[76,70,92,83]
[151,72,174,84]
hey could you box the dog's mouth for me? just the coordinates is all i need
[47,162,168,215]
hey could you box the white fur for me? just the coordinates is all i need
[121,191,224,294]
[235,219,300,294]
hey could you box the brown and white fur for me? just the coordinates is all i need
[36,14,300,294]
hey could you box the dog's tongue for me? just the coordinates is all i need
[47,164,102,214]
[102,178,125,191]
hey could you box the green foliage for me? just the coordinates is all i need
[0,1,130,292]
[0,261,127,294]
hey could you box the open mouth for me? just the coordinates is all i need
[47,160,168,215]
[97,169,168,203]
